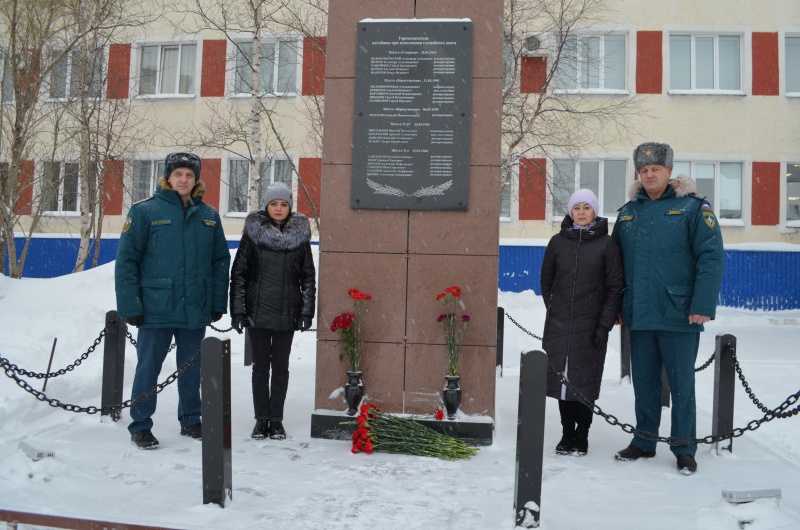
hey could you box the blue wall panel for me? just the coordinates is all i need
[5,238,800,311]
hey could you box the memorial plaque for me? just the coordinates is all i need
[351,20,473,210]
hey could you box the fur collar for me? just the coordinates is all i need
[628,174,697,200]
[158,177,206,199]
[244,210,311,251]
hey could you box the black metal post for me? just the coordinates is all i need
[620,326,630,380]
[497,307,505,377]
[101,310,126,421]
[514,349,547,528]
[201,337,232,507]
[712,334,737,455]
[244,328,253,366]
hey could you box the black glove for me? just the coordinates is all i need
[231,315,246,334]
[212,312,224,322]
[298,316,312,332]
[593,326,609,348]
[124,315,144,327]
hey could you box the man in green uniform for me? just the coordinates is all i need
[115,152,230,449]
[612,142,724,474]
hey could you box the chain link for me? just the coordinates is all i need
[504,310,800,446]
[1,347,202,414]
[504,312,543,341]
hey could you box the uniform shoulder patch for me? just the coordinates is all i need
[133,196,154,205]
[702,210,717,229]
[122,216,133,233]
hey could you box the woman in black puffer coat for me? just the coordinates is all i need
[541,189,623,456]
[229,182,316,441]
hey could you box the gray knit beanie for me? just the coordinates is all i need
[263,181,293,210]
[567,188,599,218]
[633,142,673,172]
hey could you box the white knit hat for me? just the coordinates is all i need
[567,189,599,218]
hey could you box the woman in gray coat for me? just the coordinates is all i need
[540,189,623,456]
[229,182,316,440]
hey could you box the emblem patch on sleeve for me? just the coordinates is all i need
[122,217,133,233]
[703,211,717,229]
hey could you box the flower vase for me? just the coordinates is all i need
[345,371,364,416]
[442,375,461,420]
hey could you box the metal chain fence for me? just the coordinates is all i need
[504,310,800,447]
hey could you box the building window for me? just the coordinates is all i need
[500,178,512,219]
[1,53,13,103]
[554,34,626,92]
[786,36,800,94]
[132,160,165,202]
[41,161,96,213]
[228,158,292,213]
[672,161,742,220]
[139,43,196,96]
[670,34,741,92]
[234,40,298,95]
[49,48,104,99]
[787,162,800,225]
[552,159,627,219]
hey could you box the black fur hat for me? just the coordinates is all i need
[164,152,201,180]
[633,142,673,172]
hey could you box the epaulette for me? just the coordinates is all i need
[688,193,708,202]
[133,196,155,205]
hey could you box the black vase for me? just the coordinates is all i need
[345,371,364,416]
[442,375,461,420]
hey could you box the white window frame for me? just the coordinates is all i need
[549,156,629,222]
[46,47,104,101]
[666,26,748,96]
[224,155,295,216]
[130,159,165,203]
[783,29,800,97]
[671,158,746,225]
[553,32,629,94]
[133,37,199,99]
[783,159,800,229]
[230,34,300,98]
[40,160,97,215]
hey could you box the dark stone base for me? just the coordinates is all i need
[310,410,494,446]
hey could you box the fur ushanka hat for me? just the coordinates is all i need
[164,152,202,180]
[633,142,673,172]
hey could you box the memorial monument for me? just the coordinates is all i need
[312,0,503,444]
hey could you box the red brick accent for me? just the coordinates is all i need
[14,160,34,215]
[752,32,779,96]
[106,43,131,99]
[518,157,547,221]
[302,37,327,96]
[752,161,780,225]
[201,158,222,210]
[102,160,124,216]
[520,56,547,93]
[297,157,321,218]
[636,31,662,94]
[201,40,227,97]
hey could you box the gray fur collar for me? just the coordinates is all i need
[244,211,311,251]
[629,174,697,200]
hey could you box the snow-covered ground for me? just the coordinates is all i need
[1,250,799,529]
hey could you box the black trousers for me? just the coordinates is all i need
[249,328,295,421]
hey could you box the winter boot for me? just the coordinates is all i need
[269,420,287,440]
[556,400,576,455]
[251,419,269,440]
[573,402,594,456]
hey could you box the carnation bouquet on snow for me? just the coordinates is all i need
[348,403,478,461]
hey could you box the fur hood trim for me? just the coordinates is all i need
[158,177,206,199]
[244,211,311,251]
[628,174,697,200]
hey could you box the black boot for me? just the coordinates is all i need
[251,419,269,440]
[573,402,594,456]
[269,420,287,440]
[556,400,576,455]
